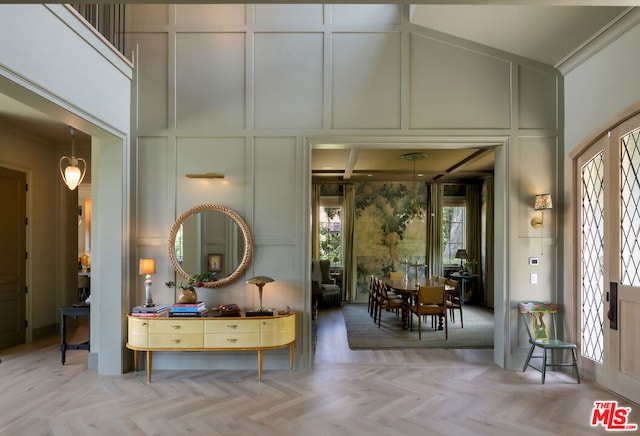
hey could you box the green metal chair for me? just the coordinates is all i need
[518,301,580,384]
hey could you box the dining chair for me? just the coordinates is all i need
[371,277,387,323]
[446,278,463,327]
[518,301,580,384]
[376,282,403,328]
[410,285,447,340]
[367,275,377,317]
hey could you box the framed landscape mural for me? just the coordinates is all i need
[354,181,427,296]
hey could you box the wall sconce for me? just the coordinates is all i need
[246,276,274,316]
[531,194,553,228]
[59,127,87,190]
[454,249,467,268]
[139,258,156,307]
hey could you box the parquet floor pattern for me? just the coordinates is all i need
[0,307,636,435]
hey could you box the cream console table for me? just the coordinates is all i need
[126,312,296,382]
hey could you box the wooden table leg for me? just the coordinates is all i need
[146,351,153,382]
[289,343,295,370]
[257,349,263,382]
[401,294,412,330]
[133,350,138,371]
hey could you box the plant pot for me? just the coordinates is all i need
[178,288,198,304]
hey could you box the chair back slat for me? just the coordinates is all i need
[519,301,558,341]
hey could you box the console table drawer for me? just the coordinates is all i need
[149,319,203,334]
[260,317,296,347]
[204,319,260,334]
[128,317,149,348]
[204,333,260,348]
[149,334,203,348]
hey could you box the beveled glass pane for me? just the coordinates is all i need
[581,151,604,363]
[620,129,640,286]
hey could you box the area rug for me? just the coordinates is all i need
[341,303,494,349]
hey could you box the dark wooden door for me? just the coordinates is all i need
[0,167,26,349]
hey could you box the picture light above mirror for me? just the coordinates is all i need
[168,204,253,288]
[185,172,225,179]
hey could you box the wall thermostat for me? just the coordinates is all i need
[529,257,539,266]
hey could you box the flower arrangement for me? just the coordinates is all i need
[464,259,478,272]
[165,271,217,291]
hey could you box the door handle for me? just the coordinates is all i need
[609,282,618,330]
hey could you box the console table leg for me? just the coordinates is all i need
[289,343,295,370]
[133,350,138,371]
[257,349,263,382]
[146,351,153,382]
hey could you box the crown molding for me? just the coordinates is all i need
[557,7,640,75]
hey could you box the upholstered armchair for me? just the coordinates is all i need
[311,259,341,307]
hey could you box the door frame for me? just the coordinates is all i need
[305,134,509,368]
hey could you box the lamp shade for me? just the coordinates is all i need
[454,249,467,260]
[59,156,87,191]
[246,276,274,286]
[63,165,82,190]
[59,128,87,191]
[139,258,156,275]
[534,194,553,210]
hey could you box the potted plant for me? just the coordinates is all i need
[166,272,217,303]
[464,259,478,274]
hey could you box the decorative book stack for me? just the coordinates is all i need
[131,305,169,317]
[169,301,208,317]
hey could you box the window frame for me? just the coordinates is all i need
[318,196,343,266]
[442,196,467,267]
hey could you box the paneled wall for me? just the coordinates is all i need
[126,4,560,370]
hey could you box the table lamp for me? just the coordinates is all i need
[139,258,156,307]
[246,276,274,316]
[455,249,467,268]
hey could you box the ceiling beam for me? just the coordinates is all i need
[342,148,360,180]
[445,149,491,174]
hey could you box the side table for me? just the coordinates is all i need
[59,305,90,364]
[450,272,481,304]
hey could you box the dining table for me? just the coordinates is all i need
[380,277,452,330]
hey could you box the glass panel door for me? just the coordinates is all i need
[578,114,640,404]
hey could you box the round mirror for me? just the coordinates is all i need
[168,204,253,288]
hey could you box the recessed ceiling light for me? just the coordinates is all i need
[321,166,333,170]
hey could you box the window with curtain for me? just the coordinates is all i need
[442,185,467,265]
[319,197,343,266]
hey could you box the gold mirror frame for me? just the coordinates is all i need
[168,204,253,288]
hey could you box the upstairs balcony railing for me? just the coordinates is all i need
[71,4,125,56]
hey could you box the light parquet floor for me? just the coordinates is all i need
[0,307,637,435]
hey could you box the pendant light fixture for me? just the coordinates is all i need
[59,127,86,191]
[401,152,426,221]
